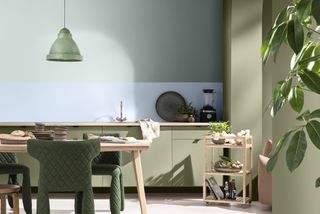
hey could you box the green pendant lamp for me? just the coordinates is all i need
[47,0,82,61]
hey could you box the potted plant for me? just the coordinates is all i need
[261,0,320,187]
[208,121,231,144]
[176,103,197,122]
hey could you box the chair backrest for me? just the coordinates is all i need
[27,139,100,192]
[83,133,121,166]
[0,153,17,164]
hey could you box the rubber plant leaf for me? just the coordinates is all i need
[288,87,304,113]
[300,69,320,94]
[286,130,307,172]
[266,129,294,172]
[312,0,320,25]
[287,17,304,54]
[306,120,320,149]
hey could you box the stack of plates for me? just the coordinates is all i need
[35,123,45,132]
[54,126,68,141]
[32,131,54,140]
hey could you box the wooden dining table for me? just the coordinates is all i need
[0,140,151,214]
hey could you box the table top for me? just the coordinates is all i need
[0,140,151,153]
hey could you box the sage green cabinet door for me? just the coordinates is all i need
[172,139,204,186]
[171,127,210,186]
[118,127,172,187]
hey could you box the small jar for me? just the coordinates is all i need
[188,115,195,122]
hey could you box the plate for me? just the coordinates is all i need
[214,167,242,173]
[1,139,27,144]
[156,91,186,122]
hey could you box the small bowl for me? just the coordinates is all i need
[212,138,226,144]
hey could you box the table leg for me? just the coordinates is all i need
[132,151,148,214]
[0,194,6,214]
[13,192,19,214]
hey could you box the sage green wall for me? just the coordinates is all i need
[0,0,223,83]
[265,0,320,213]
[225,0,263,189]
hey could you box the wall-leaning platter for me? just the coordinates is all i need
[156,91,186,122]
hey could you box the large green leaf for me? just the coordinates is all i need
[288,87,304,112]
[287,17,305,54]
[269,23,288,62]
[275,7,289,26]
[310,109,320,119]
[316,177,320,188]
[296,110,311,121]
[300,69,320,94]
[296,0,312,22]
[266,129,294,172]
[310,45,320,72]
[271,81,286,117]
[306,120,320,149]
[281,78,292,98]
[261,31,273,64]
[312,0,320,25]
[291,42,314,70]
[286,130,307,172]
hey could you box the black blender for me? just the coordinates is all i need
[200,89,216,122]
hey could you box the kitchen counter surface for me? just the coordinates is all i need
[0,122,210,127]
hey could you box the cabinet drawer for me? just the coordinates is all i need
[172,127,210,140]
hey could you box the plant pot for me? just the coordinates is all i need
[175,113,189,122]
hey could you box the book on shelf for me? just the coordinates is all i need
[205,179,217,200]
[206,176,224,200]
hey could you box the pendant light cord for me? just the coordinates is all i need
[64,0,66,28]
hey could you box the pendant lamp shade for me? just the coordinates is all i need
[47,28,83,61]
[47,0,82,62]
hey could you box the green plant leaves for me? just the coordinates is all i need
[287,17,304,54]
[296,0,312,22]
[300,69,320,94]
[312,0,320,25]
[281,78,292,98]
[296,110,311,121]
[262,23,288,64]
[316,177,320,188]
[306,120,320,149]
[271,81,286,117]
[286,130,307,172]
[310,109,320,119]
[288,87,304,112]
[266,129,294,172]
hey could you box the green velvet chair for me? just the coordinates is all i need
[0,153,32,214]
[27,139,100,214]
[83,133,124,214]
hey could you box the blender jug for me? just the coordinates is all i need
[200,89,216,122]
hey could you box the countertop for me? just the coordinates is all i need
[0,122,210,127]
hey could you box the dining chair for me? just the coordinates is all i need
[0,153,32,214]
[83,133,124,214]
[27,139,100,214]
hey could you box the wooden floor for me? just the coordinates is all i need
[11,193,272,214]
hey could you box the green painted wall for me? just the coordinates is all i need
[0,0,223,83]
[224,0,263,191]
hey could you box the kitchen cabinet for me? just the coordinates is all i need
[171,128,210,186]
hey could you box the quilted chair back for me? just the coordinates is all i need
[83,133,121,166]
[27,139,100,192]
[0,153,17,164]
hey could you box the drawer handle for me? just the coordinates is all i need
[192,139,200,144]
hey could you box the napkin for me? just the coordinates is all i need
[139,118,160,142]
